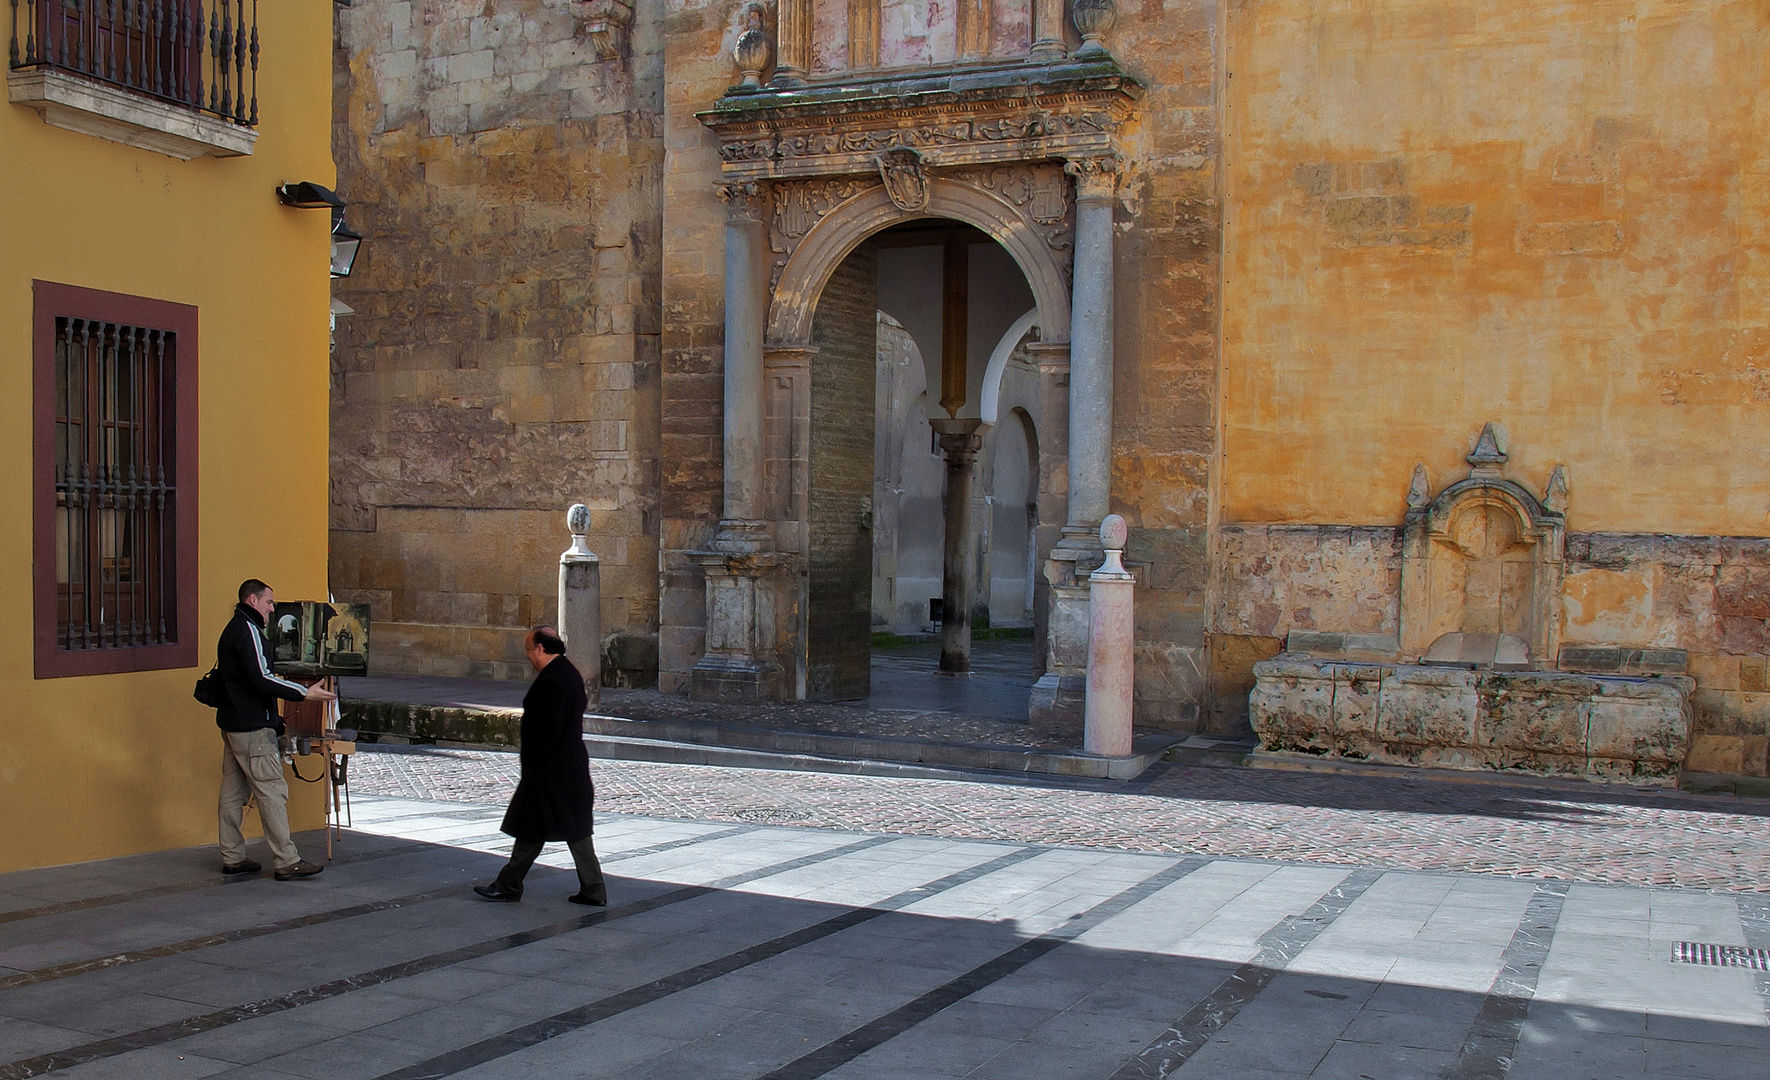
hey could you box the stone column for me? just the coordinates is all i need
[715,181,769,554]
[931,418,986,673]
[1084,515,1134,756]
[690,182,785,703]
[1063,154,1119,543]
[1033,155,1118,735]
[558,504,602,707]
[1028,0,1066,61]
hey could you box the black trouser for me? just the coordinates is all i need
[494,836,606,901]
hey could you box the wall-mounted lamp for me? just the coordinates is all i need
[275,181,344,210]
[277,182,364,279]
[330,213,363,278]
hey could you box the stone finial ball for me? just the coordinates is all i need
[1099,514,1128,550]
[567,503,591,536]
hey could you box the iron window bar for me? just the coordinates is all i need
[8,0,259,127]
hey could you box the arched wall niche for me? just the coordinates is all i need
[767,178,1073,349]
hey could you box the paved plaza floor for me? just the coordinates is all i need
[2,754,1768,1079]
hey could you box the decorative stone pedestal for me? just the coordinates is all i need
[1250,657,1693,781]
[558,504,602,707]
[688,548,792,703]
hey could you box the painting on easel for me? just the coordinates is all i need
[269,602,371,677]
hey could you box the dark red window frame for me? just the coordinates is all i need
[33,281,198,678]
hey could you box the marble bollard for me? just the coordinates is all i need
[559,503,602,706]
[1084,515,1135,757]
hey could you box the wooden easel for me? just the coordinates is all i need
[281,676,356,861]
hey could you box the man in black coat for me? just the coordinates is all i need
[474,626,607,905]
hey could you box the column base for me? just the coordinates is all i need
[1029,673,1086,737]
[689,657,785,704]
[687,547,796,704]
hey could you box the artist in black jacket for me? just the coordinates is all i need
[215,579,336,880]
[474,626,606,905]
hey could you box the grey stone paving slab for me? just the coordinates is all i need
[1337,983,1485,1051]
[1306,1038,1459,1080]
[8,792,1770,1080]
[166,1012,357,1065]
[840,1030,1018,1076]
[55,1046,236,1079]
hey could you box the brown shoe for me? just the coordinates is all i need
[221,858,261,875]
[274,859,325,881]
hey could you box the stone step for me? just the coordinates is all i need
[580,714,1178,781]
[341,698,1179,782]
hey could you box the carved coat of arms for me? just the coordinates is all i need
[876,147,931,212]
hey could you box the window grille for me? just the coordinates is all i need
[53,316,177,651]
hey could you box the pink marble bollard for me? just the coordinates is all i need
[1085,514,1135,756]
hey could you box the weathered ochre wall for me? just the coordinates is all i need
[1213,1,1770,765]
[0,6,336,872]
[1222,0,1770,533]
[329,0,664,681]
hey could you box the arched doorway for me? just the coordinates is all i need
[802,219,1042,702]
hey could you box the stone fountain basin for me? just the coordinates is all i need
[1249,656,1692,781]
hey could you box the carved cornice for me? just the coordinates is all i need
[697,57,1142,181]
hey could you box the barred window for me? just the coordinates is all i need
[54,319,176,649]
[35,283,197,678]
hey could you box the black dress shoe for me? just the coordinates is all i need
[567,891,607,907]
[221,859,261,875]
[473,882,522,902]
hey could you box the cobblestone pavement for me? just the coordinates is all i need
[349,746,1770,894]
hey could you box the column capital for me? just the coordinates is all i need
[930,417,987,462]
[716,181,767,223]
[1065,154,1121,202]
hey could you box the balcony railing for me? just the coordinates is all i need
[8,0,258,127]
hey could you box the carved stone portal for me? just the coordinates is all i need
[1248,424,1692,782]
[1399,423,1566,668]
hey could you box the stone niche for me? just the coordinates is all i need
[1250,425,1693,781]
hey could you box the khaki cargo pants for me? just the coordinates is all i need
[217,729,298,871]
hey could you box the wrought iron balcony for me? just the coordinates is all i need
[8,0,259,128]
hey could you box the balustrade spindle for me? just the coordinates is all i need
[230,0,242,121]
[206,4,215,110]
[216,0,229,119]
[246,0,255,124]
[190,2,201,107]
[9,0,20,68]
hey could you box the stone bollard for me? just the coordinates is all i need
[1084,514,1135,756]
[559,503,602,707]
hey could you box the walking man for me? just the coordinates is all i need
[475,626,607,905]
[216,579,336,880]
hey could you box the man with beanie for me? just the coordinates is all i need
[214,579,336,880]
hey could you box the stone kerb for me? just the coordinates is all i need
[1250,657,1692,781]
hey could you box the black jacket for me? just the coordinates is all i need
[215,603,309,733]
[500,655,595,842]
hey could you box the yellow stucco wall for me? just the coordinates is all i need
[0,7,337,873]
[1222,0,1770,534]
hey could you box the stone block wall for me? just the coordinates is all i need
[656,0,745,694]
[1099,1,1222,732]
[806,247,878,701]
[329,0,664,680]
